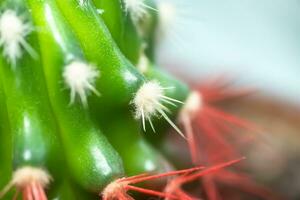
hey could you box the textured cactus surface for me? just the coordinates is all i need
[0,0,279,200]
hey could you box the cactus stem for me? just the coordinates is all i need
[0,9,37,67]
[63,60,100,107]
[0,166,51,200]
[132,81,184,137]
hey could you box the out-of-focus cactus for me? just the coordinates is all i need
[0,0,280,199]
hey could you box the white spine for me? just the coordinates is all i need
[133,81,184,137]
[63,60,100,107]
[0,10,37,66]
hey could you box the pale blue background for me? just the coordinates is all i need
[158,0,300,105]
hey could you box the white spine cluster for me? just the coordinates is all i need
[63,60,100,107]
[124,0,154,23]
[78,0,87,7]
[0,10,36,66]
[102,179,129,199]
[12,167,51,188]
[0,167,51,198]
[132,81,184,137]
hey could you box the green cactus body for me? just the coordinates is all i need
[93,0,142,65]
[27,0,125,193]
[92,0,124,48]
[144,66,189,114]
[0,27,62,180]
[92,0,189,138]
[0,63,13,200]
[56,0,145,112]
[48,179,97,200]
[0,1,63,197]
[98,111,171,176]
[77,0,177,173]
[142,65,190,140]
[93,0,157,64]
[137,0,159,61]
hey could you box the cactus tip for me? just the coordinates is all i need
[0,9,37,66]
[63,60,100,107]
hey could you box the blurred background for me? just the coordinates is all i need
[156,0,300,199]
[158,0,300,105]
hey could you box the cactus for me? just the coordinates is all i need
[0,0,279,200]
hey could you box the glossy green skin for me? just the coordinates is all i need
[121,13,143,65]
[92,0,190,139]
[49,179,97,200]
[93,0,189,119]
[92,0,124,46]
[100,114,171,199]
[0,66,14,200]
[93,0,142,65]
[0,1,62,185]
[28,0,124,192]
[56,0,145,113]
[93,0,158,62]
[71,0,179,174]
[138,0,159,61]
[99,111,170,176]
[96,0,188,137]
[145,65,190,113]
